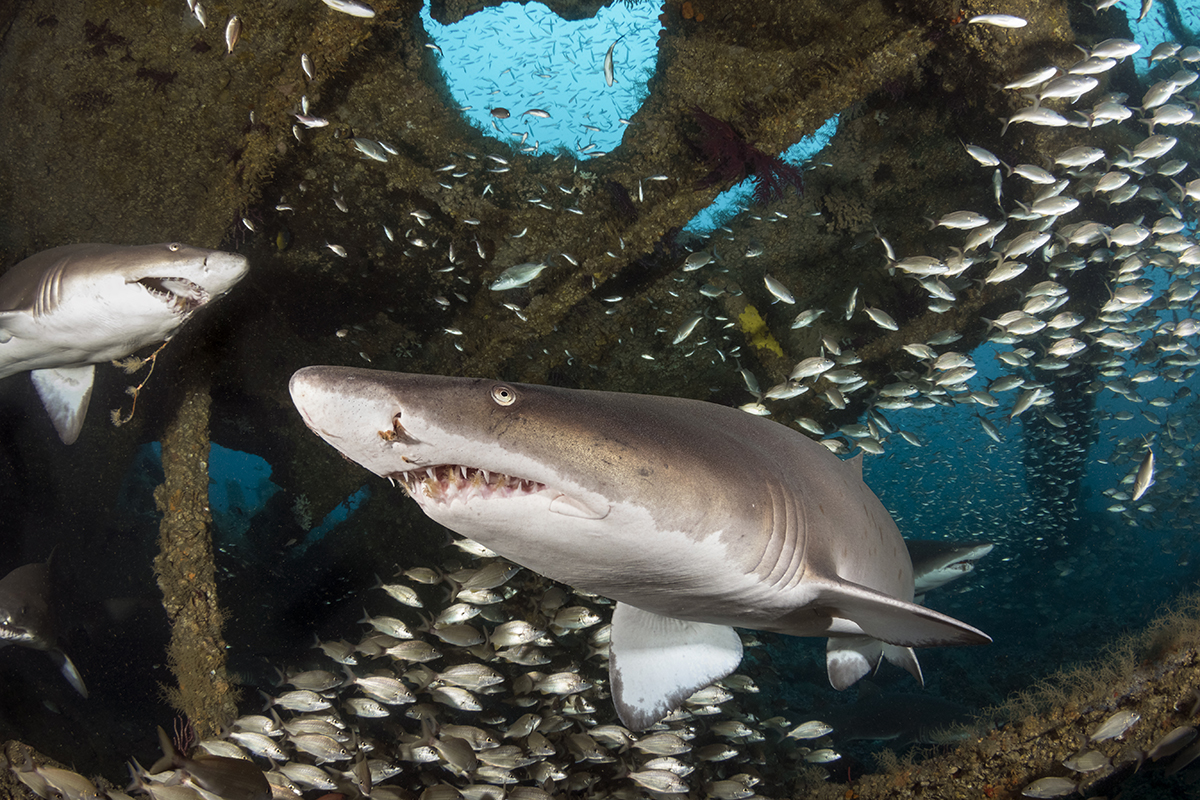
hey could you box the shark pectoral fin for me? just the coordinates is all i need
[30,365,96,445]
[826,635,881,690]
[48,648,88,698]
[609,602,743,731]
[548,493,609,519]
[814,578,991,648]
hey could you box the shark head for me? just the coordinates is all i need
[290,366,990,728]
[0,243,247,338]
[290,367,617,529]
[0,561,87,697]
[0,563,50,649]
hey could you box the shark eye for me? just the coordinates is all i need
[167,243,181,252]
[491,385,517,406]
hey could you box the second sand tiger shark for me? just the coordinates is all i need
[289,367,991,729]
[0,243,248,444]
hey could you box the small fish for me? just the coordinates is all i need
[224,16,241,54]
[1003,107,1069,136]
[352,138,388,162]
[791,308,825,328]
[764,274,795,304]
[321,0,375,18]
[522,109,551,118]
[1131,448,1155,501]
[1089,709,1139,741]
[490,262,547,291]
[152,726,270,800]
[604,36,625,87]
[294,113,330,128]
[933,210,989,229]
[628,770,688,794]
[969,13,1027,27]
[301,53,314,80]
[672,312,705,344]
[864,307,899,331]
[1062,750,1109,772]
[962,142,1001,166]
[786,720,834,739]
[1004,66,1059,90]
[790,357,834,381]
[1021,777,1076,798]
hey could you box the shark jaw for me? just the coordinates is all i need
[389,465,608,521]
[133,275,211,316]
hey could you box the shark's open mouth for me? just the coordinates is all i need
[391,465,546,505]
[137,277,210,314]
[0,623,29,642]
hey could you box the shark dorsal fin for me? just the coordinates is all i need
[847,453,865,479]
[609,602,743,730]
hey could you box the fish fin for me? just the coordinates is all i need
[151,725,177,774]
[609,602,742,730]
[30,364,95,444]
[845,453,864,479]
[48,647,88,698]
[883,644,924,686]
[811,577,991,648]
[825,635,880,690]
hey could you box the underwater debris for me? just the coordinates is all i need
[690,107,804,205]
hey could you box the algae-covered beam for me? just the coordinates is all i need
[151,367,236,739]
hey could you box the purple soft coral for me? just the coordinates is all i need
[691,106,804,205]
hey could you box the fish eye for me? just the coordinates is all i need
[491,385,517,406]
[167,243,181,252]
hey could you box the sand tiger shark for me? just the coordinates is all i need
[0,560,87,697]
[289,367,991,729]
[0,243,248,443]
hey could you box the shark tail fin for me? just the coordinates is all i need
[609,602,743,731]
[48,648,88,698]
[30,365,96,445]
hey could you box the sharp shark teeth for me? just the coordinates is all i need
[393,464,546,505]
[135,276,210,314]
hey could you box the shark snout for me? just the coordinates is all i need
[289,366,336,435]
[289,365,401,448]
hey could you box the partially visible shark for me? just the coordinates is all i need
[0,560,87,697]
[289,367,990,729]
[0,243,249,443]
[907,540,995,600]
